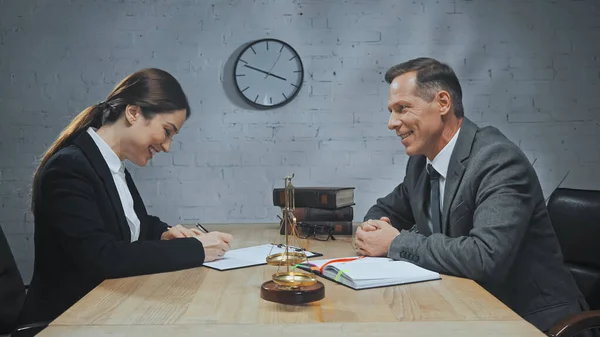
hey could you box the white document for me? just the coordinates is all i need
[203,243,321,271]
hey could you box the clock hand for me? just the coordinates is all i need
[264,51,283,79]
[243,64,272,77]
[243,64,287,81]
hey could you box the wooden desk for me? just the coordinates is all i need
[39,321,544,337]
[43,224,545,336]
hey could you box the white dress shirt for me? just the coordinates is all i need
[426,127,461,232]
[87,127,140,242]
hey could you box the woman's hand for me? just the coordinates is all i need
[160,225,233,262]
[195,232,233,262]
[161,224,200,240]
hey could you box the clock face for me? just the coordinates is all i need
[234,39,304,108]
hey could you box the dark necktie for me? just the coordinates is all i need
[428,164,442,234]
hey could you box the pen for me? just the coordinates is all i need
[274,243,305,252]
[196,223,209,234]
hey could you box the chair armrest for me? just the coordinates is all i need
[11,321,50,337]
[547,310,600,337]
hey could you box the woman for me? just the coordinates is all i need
[18,68,233,326]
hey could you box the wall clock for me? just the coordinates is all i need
[233,38,304,109]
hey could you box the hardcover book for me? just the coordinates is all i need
[292,206,353,222]
[272,187,355,210]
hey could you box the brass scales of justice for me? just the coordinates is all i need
[260,174,326,304]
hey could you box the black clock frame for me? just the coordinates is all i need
[233,38,304,109]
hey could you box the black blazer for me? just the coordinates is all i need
[18,131,205,325]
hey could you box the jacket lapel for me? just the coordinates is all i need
[442,118,477,233]
[73,131,131,242]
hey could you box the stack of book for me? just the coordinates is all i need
[272,187,355,236]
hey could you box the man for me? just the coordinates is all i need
[356,57,588,333]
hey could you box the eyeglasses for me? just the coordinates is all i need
[294,222,336,241]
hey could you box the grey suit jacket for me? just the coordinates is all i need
[364,118,587,332]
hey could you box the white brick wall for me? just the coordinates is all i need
[1,0,599,281]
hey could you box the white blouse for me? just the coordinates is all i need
[86,127,140,242]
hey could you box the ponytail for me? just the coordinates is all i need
[30,104,103,211]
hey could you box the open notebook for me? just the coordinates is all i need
[203,243,322,271]
[296,256,440,290]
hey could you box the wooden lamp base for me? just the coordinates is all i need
[260,280,325,304]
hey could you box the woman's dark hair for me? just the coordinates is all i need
[31,68,191,211]
[384,57,464,118]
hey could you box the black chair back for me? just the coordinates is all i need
[547,188,600,310]
[0,225,26,334]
